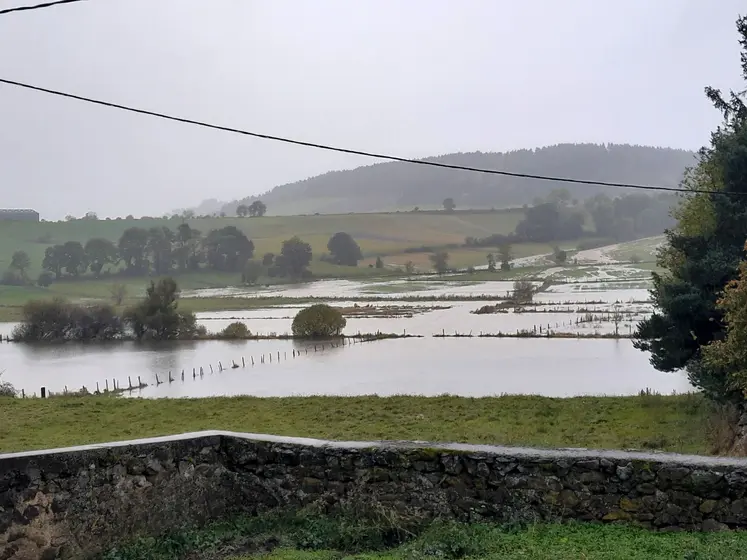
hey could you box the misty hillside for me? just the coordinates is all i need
[223,144,696,216]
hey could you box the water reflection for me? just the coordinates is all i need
[0,338,691,399]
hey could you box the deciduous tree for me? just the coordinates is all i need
[249,200,267,217]
[203,226,255,271]
[9,251,30,279]
[279,236,312,278]
[327,232,362,266]
[429,251,449,274]
[118,227,150,274]
[85,238,118,277]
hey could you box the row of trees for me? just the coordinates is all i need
[241,236,313,283]
[235,200,267,217]
[11,277,348,342]
[57,200,268,223]
[12,278,201,342]
[33,224,257,280]
[462,191,678,250]
[2,229,372,289]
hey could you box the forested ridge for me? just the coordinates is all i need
[224,143,695,215]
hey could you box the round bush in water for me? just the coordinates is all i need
[219,321,251,339]
[292,304,346,338]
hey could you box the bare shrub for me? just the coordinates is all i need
[109,283,128,305]
[0,371,16,398]
[511,280,535,304]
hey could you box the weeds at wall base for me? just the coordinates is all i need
[99,509,747,560]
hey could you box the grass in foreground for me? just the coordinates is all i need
[102,511,747,560]
[0,394,709,454]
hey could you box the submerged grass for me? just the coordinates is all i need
[102,510,747,560]
[0,394,708,454]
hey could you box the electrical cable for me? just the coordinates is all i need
[0,0,87,16]
[0,76,727,196]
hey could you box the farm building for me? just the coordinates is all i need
[0,209,40,222]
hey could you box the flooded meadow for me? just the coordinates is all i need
[0,244,684,399]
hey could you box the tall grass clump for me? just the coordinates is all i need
[0,372,16,397]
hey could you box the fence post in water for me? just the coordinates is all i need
[210,364,214,373]
[128,376,132,390]
[270,353,272,363]
[219,361,223,371]
[251,356,254,365]
[40,387,46,398]
[200,367,204,376]
[278,351,280,361]
[284,352,286,360]
[169,372,174,383]
[242,357,245,367]
[181,370,184,381]
[105,380,109,392]
[113,378,116,390]
[138,376,142,387]
[155,374,161,385]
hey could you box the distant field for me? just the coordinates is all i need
[0,208,555,315]
[0,209,525,277]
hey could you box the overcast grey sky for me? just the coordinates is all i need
[0,0,744,219]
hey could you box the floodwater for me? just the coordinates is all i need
[195,302,651,338]
[185,279,520,300]
[0,337,691,398]
[0,294,653,340]
[183,278,652,303]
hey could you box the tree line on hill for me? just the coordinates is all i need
[223,143,693,215]
[463,191,676,249]
[57,198,267,223]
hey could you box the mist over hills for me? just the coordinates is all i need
[207,143,696,216]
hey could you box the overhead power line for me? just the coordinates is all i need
[0,0,87,15]
[0,76,726,196]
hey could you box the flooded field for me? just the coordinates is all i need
[195,301,650,338]
[0,337,689,398]
[0,244,672,400]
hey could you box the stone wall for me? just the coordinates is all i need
[3,431,747,559]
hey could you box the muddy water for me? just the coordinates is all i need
[0,337,690,398]
[184,279,519,300]
[196,304,649,337]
